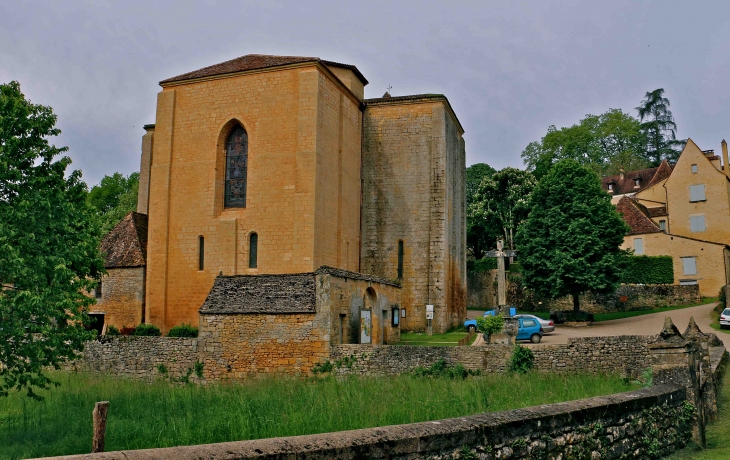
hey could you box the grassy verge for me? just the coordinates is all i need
[707,309,730,335]
[398,329,477,346]
[514,298,718,324]
[593,298,718,322]
[667,364,730,459]
[0,371,637,459]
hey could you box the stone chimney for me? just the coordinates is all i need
[137,124,155,215]
[722,139,729,179]
[619,166,625,180]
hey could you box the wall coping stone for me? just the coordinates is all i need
[315,265,401,287]
[40,384,685,460]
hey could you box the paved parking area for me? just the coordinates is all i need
[469,303,730,349]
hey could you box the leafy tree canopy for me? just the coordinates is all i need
[470,167,537,254]
[521,109,649,179]
[466,163,496,259]
[88,172,139,234]
[0,81,104,398]
[515,160,629,313]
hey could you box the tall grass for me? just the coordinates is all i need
[0,371,636,459]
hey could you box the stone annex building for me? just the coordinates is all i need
[96,54,467,350]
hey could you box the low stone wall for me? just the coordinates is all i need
[330,335,652,378]
[532,336,652,379]
[46,384,691,460]
[330,344,512,374]
[70,337,198,380]
[551,284,701,314]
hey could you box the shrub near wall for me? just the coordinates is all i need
[621,255,673,285]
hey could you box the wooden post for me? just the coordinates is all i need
[92,401,110,453]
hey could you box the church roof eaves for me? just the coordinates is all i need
[160,54,368,86]
[364,94,465,134]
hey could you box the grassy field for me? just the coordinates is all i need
[398,329,477,346]
[0,371,637,459]
[668,365,730,459]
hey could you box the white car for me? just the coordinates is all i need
[721,308,730,329]
[514,314,555,333]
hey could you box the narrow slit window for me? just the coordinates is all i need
[198,236,205,271]
[249,233,258,268]
[397,240,404,279]
[95,281,102,299]
[225,126,248,208]
[659,220,666,231]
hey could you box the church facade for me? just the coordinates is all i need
[135,54,466,334]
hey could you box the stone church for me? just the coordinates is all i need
[100,54,466,340]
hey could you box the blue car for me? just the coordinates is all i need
[464,312,543,343]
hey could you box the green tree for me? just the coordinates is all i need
[515,160,629,314]
[466,163,496,259]
[0,81,104,398]
[87,171,139,234]
[470,167,537,254]
[521,109,649,179]
[636,88,684,165]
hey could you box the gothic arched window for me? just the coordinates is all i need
[225,126,248,208]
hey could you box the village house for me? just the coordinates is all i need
[606,139,730,296]
[94,54,467,341]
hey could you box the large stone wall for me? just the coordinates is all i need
[199,313,329,378]
[93,267,145,328]
[49,384,691,460]
[361,95,466,334]
[71,337,197,381]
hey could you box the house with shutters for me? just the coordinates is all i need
[606,139,730,296]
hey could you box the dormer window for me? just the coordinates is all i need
[607,183,614,193]
[633,178,641,188]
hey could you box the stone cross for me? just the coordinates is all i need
[484,239,517,309]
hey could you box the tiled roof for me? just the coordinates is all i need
[160,54,368,85]
[199,274,316,314]
[100,212,148,268]
[645,160,673,188]
[602,161,674,196]
[616,197,662,235]
[646,206,668,217]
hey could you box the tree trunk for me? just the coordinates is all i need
[572,293,580,315]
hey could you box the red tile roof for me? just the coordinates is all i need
[100,212,148,268]
[602,160,674,195]
[646,206,668,217]
[160,54,368,85]
[616,197,662,235]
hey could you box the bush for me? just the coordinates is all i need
[476,314,504,335]
[508,345,534,374]
[467,258,497,273]
[167,324,198,338]
[194,361,204,379]
[106,325,119,336]
[132,324,162,336]
[621,255,673,285]
[412,359,478,379]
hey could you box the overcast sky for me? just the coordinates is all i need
[2,1,729,186]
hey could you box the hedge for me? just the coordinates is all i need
[621,255,673,285]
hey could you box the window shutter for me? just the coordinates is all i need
[690,185,706,202]
[682,257,697,275]
[634,238,644,255]
[690,216,706,232]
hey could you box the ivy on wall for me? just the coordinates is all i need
[621,255,673,285]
